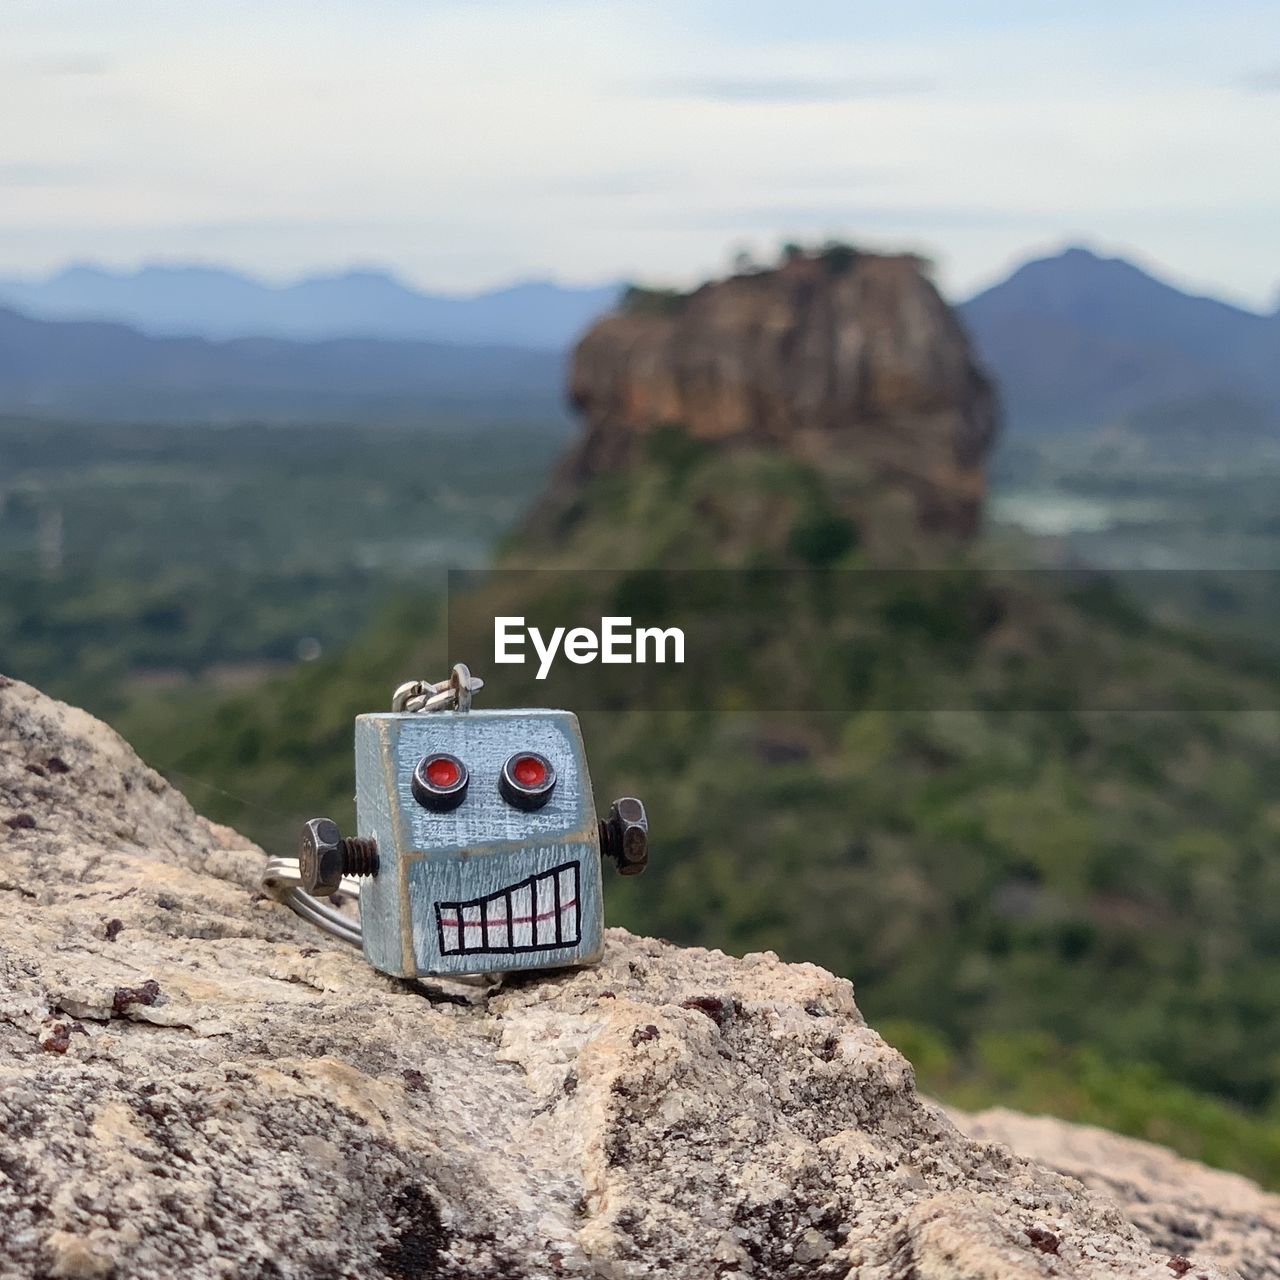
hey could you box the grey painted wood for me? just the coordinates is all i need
[355,709,604,977]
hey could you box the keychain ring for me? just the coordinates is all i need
[260,856,500,986]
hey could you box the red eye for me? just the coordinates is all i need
[500,751,556,811]
[512,755,547,787]
[412,753,468,811]
[426,757,460,788]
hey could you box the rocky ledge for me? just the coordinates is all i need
[951,1110,1280,1280]
[1,674,1275,1279]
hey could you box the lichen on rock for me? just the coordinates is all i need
[0,674,1269,1278]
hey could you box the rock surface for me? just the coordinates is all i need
[0,674,1263,1279]
[953,1109,1280,1280]
[560,251,999,540]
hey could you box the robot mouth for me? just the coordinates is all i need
[435,860,580,955]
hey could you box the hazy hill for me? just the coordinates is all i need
[962,245,1280,432]
[0,263,621,350]
[8,246,1278,443]
[0,305,565,421]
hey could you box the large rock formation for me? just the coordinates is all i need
[560,250,999,540]
[1,673,1272,1279]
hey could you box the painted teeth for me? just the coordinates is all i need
[436,862,580,956]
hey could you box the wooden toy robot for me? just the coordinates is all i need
[263,666,647,980]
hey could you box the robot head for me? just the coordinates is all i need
[353,706,618,978]
[279,669,647,981]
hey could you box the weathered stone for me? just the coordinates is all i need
[556,252,999,541]
[0,676,1265,1278]
[953,1108,1280,1280]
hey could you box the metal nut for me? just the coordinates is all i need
[601,797,648,876]
[299,817,344,897]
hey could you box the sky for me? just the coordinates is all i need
[2,0,1278,308]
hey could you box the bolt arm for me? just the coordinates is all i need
[599,797,648,875]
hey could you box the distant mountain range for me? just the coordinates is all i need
[961,246,1280,433]
[1,246,1277,432]
[0,265,621,351]
[0,306,564,422]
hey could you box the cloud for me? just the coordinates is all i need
[0,163,92,187]
[11,55,113,77]
[531,170,690,197]
[636,75,934,104]
[1239,67,1280,91]
[656,203,1050,232]
[529,164,899,198]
